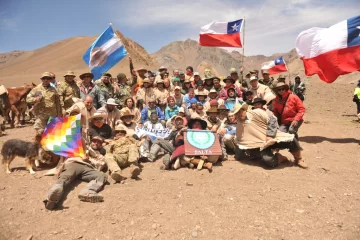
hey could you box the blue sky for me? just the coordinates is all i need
[1,0,360,56]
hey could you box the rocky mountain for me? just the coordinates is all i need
[151,39,359,84]
[0,31,158,87]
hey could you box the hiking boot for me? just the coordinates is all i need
[78,192,104,203]
[291,151,309,169]
[129,166,141,179]
[111,171,126,183]
[44,183,64,210]
[203,162,213,173]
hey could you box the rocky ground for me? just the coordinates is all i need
[0,79,359,240]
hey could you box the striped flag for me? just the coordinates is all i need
[40,114,85,158]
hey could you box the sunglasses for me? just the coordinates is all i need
[93,117,103,121]
[42,77,52,80]
[277,88,286,92]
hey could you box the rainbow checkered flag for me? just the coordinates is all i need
[40,114,85,158]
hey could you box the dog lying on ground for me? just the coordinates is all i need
[1,139,45,174]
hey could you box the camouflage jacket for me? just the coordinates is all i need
[109,136,138,155]
[96,81,114,102]
[57,81,80,110]
[26,84,61,117]
[114,83,132,107]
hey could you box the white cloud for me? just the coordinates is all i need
[111,0,360,56]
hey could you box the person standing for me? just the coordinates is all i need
[353,80,360,121]
[290,75,306,102]
[57,71,80,114]
[26,72,61,142]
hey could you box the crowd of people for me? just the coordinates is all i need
[12,57,309,210]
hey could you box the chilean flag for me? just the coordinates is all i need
[199,19,243,47]
[261,56,288,75]
[296,15,360,83]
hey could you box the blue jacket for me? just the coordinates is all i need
[141,106,165,123]
[165,105,180,120]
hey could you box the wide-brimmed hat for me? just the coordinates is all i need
[174,115,184,122]
[106,98,118,106]
[120,109,134,119]
[90,112,107,120]
[179,107,185,113]
[206,107,219,115]
[194,72,200,76]
[142,78,151,84]
[263,92,276,105]
[229,68,237,74]
[158,66,167,71]
[79,72,94,80]
[223,76,235,83]
[229,103,249,116]
[63,71,76,77]
[114,125,127,133]
[137,67,147,72]
[208,88,218,95]
[277,74,286,80]
[174,86,181,90]
[273,82,289,90]
[40,72,52,79]
[262,69,270,74]
[249,98,267,106]
[218,105,230,111]
[188,113,207,130]
[195,91,208,97]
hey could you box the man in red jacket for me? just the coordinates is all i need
[272,82,305,140]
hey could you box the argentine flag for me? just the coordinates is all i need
[83,25,127,80]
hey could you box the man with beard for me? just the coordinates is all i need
[57,71,80,114]
[149,116,185,169]
[96,72,114,104]
[116,109,137,136]
[136,78,156,110]
[105,125,141,183]
[98,98,121,130]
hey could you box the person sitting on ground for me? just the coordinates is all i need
[181,79,192,95]
[165,96,180,120]
[87,136,107,171]
[88,112,113,140]
[205,108,222,132]
[98,98,121,130]
[272,82,305,139]
[213,77,223,93]
[195,102,206,119]
[150,116,186,169]
[188,98,198,116]
[231,103,308,169]
[139,110,165,160]
[105,125,142,183]
[218,111,238,160]
[140,97,165,125]
[122,97,141,124]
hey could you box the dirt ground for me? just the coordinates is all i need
[0,80,359,240]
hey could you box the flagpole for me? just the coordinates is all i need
[241,17,246,70]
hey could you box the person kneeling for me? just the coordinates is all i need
[232,103,308,169]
